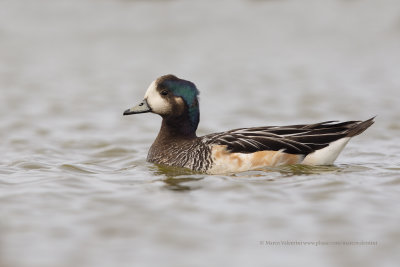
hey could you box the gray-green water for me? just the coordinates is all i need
[1,0,400,266]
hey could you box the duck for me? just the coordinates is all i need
[123,74,374,174]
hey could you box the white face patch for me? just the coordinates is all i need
[144,80,171,115]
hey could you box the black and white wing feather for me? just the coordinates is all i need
[201,118,374,155]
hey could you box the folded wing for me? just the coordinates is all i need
[202,118,374,156]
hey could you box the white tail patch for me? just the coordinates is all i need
[302,137,350,165]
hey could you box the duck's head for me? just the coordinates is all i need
[124,74,200,134]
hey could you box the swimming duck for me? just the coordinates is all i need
[123,74,374,174]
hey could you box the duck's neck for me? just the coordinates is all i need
[154,117,197,145]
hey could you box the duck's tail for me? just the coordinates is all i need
[346,117,375,137]
[302,117,375,165]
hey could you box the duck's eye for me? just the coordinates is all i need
[160,90,169,96]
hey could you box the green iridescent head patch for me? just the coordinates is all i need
[160,76,200,130]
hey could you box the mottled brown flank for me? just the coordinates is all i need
[251,150,300,166]
[212,145,301,170]
[214,149,244,167]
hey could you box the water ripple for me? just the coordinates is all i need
[59,164,96,174]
